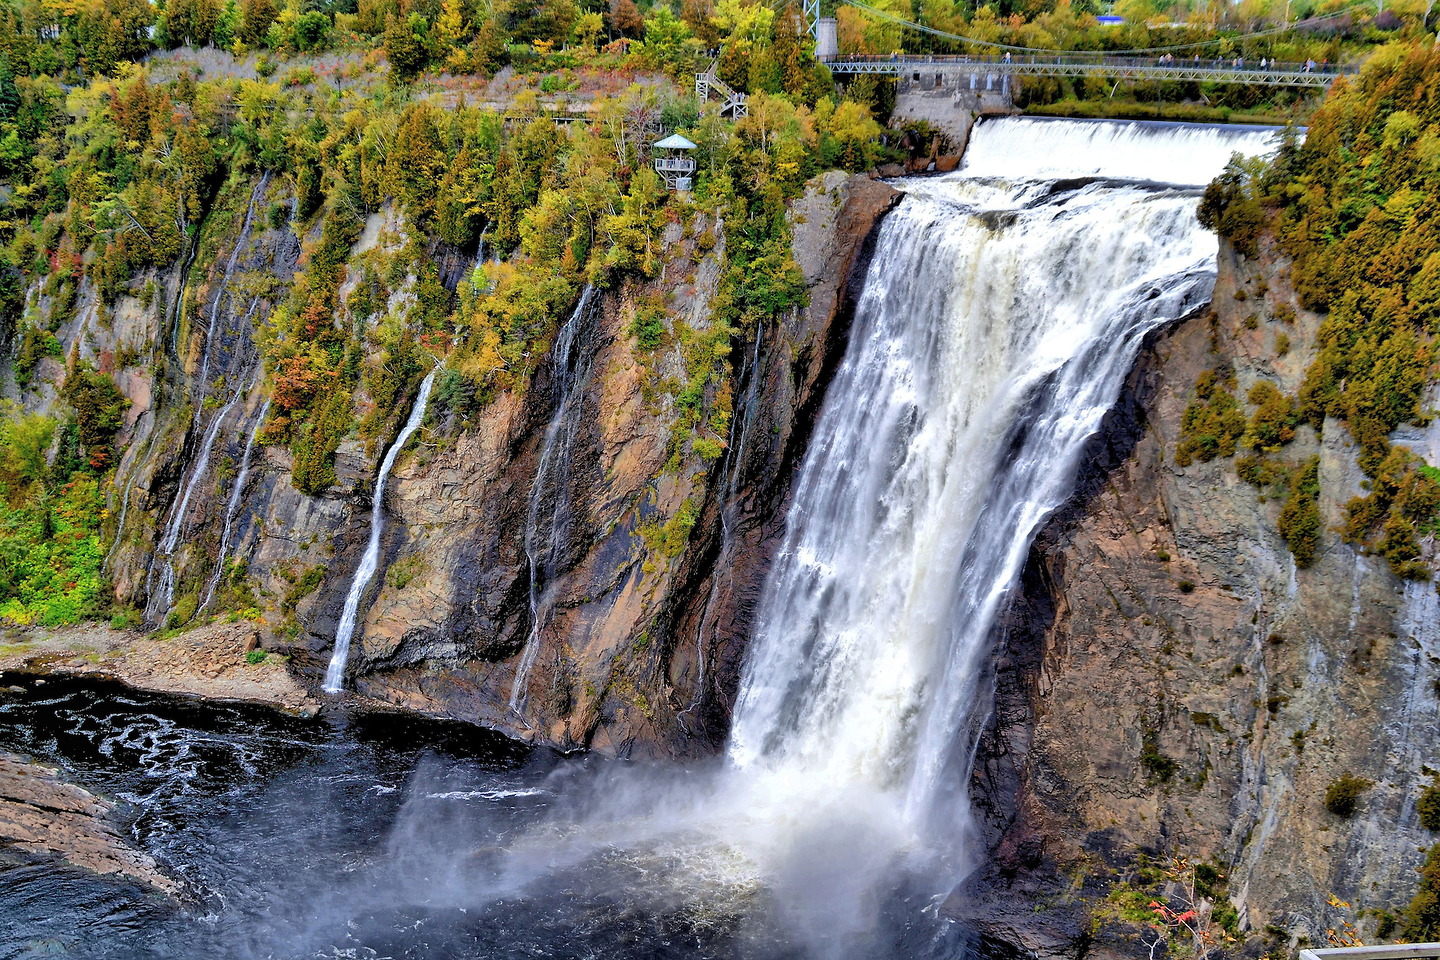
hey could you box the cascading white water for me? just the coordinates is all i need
[144,377,252,624]
[198,396,271,614]
[723,116,1279,882]
[324,367,439,694]
[957,116,1280,183]
[508,284,598,713]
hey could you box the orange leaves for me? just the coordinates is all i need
[271,353,339,414]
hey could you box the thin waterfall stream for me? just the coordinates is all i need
[198,396,271,614]
[324,367,440,693]
[509,284,599,713]
[144,174,272,624]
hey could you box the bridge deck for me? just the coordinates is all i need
[822,53,1350,88]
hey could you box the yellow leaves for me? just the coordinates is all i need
[236,78,281,125]
[711,0,773,45]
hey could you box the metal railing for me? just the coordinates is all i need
[821,51,1353,87]
[1300,944,1440,960]
[696,62,749,118]
[654,157,697,173]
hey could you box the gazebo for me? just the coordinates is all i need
[653,133,697,192]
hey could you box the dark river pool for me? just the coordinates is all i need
[0,675,969,960]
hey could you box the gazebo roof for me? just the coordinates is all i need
[654,133,697,150]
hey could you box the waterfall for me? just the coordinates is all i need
[509,284,599,713]
[144,377,252,624]
[323,367,439,694]
[957,116,1281,183]
[724,116,1277,878]
[198,397,271,614]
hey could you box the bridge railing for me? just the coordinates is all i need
[1300,944,1440,960]
[823,51,1355,78]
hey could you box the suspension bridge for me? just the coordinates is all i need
[817,51,1347,88]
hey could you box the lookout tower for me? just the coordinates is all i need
[653,133,697,192]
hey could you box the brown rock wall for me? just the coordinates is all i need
[966,239,1440,952]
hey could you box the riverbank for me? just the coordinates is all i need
[0,623,322,718]
[0,750,179,895]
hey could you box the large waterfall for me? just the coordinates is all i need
[728,117,1278,843]
[0,118,1296,960]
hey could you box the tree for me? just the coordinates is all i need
[214,0,241,47]
[771,3,810,97]
[610,0,643,37]
[573,10,603,53]
[239,0,277,43]
[632,7,696,76]
[293,10,329,49]
[383,12,430,79]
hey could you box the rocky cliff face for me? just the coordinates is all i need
[964,236,1440,954]
[19,170,898,760]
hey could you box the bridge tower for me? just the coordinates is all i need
[802,0,838,60]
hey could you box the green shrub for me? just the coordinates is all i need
[245,649,268,665]
[1176,369,1246,466]
[1404,845,1440,940]
[1324,773,1373,817]
[1141,739,1178,782]
[692,435,724,461]
[59,366,129,471]
[1419,782,1440,830]
[1243,380,1297,453]
[1278,456,1322,567]
[629,296,667,351]
[282,564,325,611]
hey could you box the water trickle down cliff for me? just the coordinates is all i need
[510,284,600,713]
[324,366,439,693]
[102,173,301,615]
[144,173,274,625]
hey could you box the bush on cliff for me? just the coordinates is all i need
[1324,773,1373,817]
[1277,456,1323,568]
[1403,845,1440,939]
[1176,369,1246,466]
[1418,782,1440,831]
